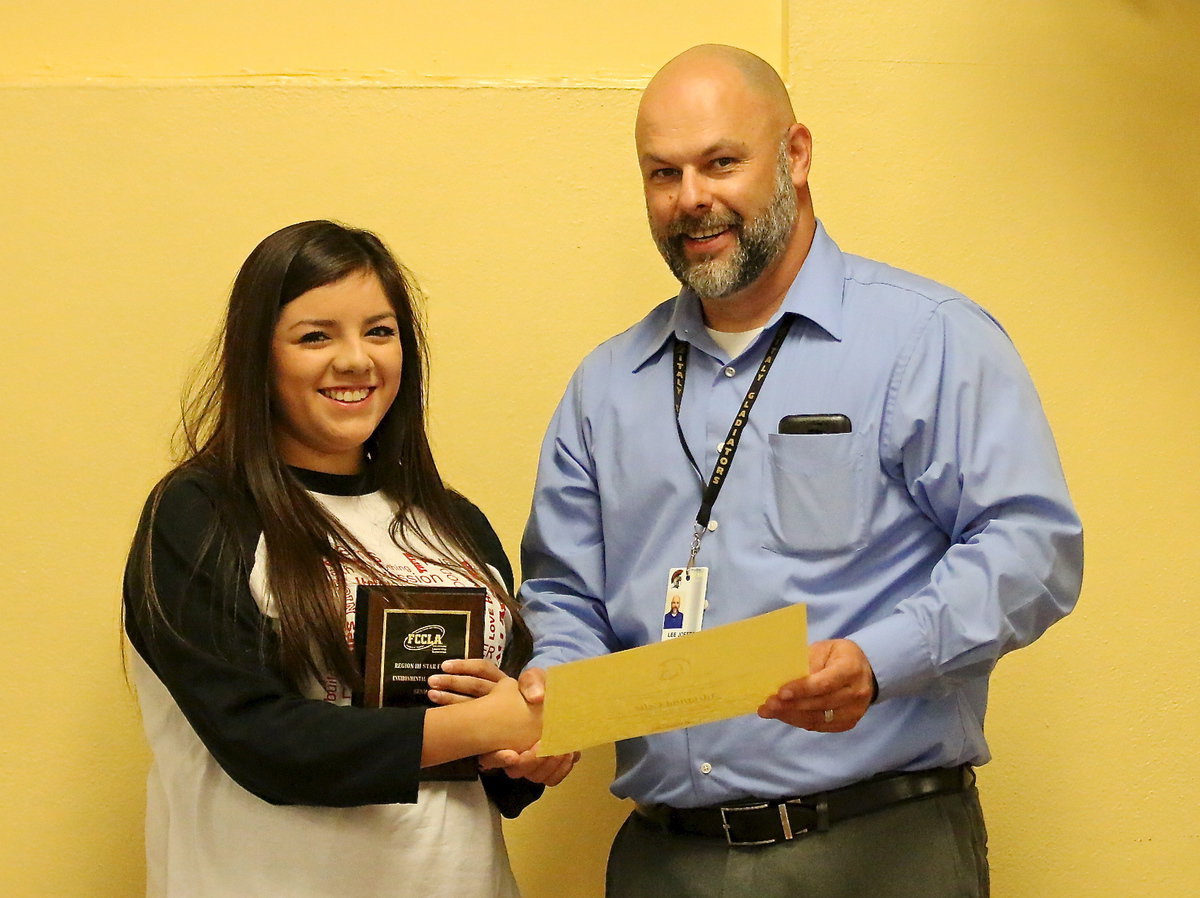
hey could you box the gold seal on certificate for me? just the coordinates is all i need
[353,584,486,781]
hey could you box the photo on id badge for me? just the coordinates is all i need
[661,567,707,640]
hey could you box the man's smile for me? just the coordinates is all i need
[686,225,730,241]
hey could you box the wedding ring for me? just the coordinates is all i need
[823,709,835,723]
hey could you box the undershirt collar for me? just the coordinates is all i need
[705,325,765,360]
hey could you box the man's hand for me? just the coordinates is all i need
[479,742,580,786]
[757,639,875,732]
[478,668,580,786]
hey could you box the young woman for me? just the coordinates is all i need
[124,220,541,897]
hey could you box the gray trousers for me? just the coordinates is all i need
[606,786,989,898]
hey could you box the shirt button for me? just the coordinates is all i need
[723,366,736,377]
[707,519,719,532]
[700,762,713,774]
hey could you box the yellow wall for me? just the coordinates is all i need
[1,2,1196,895]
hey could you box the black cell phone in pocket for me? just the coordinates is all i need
[778,413,852,434]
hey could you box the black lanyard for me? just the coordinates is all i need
[672,316,793,566]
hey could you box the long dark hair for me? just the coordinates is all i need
[132,220,530,688]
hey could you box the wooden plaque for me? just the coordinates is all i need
[353,584,486,781]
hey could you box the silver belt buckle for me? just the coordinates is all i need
[720,802,782,847]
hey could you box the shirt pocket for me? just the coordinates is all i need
[765,432,866,554]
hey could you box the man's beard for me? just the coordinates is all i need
[653,146,798,300]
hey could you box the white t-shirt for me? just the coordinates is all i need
[128,469,520,897]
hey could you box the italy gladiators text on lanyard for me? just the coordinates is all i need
[660,316,793,641]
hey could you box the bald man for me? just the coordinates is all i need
[516,45,1082,896]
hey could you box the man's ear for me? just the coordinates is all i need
[786,122,813,189]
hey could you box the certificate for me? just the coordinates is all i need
[537,603,807,756]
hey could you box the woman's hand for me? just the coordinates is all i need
[426,658,505,705]
[481,673,543,751]
[428,659,548,756]
[477,668,579,786]
[419,661,542,767]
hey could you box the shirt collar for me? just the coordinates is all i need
[628,220,846,371]
[289,465,377,496]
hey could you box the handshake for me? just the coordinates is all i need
[417,601,876,786]
[424,659,579,786]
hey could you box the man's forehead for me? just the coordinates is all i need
[635,93,773,162]
[636,67,781,153]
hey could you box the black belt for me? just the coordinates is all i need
[635,765,974,847]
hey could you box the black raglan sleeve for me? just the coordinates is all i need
[451,492,515,593]
[451,492,546,818]
[124,472,425,807]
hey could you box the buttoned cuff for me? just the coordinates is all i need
[849,613,933,703]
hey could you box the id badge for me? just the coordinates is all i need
[660,567,708,641]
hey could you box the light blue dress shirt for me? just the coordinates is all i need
[521,222,1083,807]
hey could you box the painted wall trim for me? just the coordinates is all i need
[0,73,649,91]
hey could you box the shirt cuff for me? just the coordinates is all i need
[849,612,932,703]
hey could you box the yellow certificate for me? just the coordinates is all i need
[537,603,807,756]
